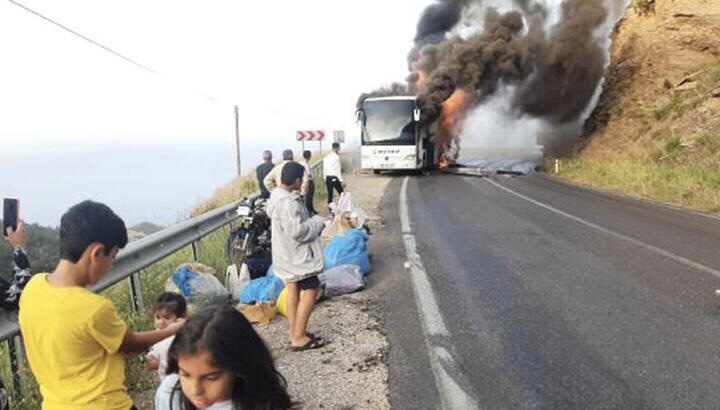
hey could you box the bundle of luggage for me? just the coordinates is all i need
[228,192,373,325]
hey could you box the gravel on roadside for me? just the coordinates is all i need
[255,292,389,410]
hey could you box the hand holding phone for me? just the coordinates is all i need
[5,220,26,249]
[3,198,26,249]
[3,198,19,238]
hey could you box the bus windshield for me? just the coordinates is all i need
[362,99,416,145]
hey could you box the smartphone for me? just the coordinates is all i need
[3,198,19,237]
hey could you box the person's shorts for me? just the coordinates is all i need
[296,275,320,290]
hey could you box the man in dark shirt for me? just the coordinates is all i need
[256,150,275,199]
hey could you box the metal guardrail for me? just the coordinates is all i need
[0,158,325,396]
[0,196,256,342]
[310,158,324,182]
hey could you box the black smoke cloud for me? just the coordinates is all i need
[358,0,614,156]
[513,0,609,123]
[412,0,466,53]
[416,0,610,124]
[355,83,411,111]
[416,9,533,122]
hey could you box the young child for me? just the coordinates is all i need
[18,200,185,409]
[148,292,188,381]
[155,305,294,410]
[266,162,327,351]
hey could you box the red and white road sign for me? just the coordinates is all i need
[296,130,326,141]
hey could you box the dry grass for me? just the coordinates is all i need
[192,151,331,216]
[193,174,258,216]
[559,64,720,213]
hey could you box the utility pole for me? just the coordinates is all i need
[234,105,241,176]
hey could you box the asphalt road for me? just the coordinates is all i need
[375,173,720,409]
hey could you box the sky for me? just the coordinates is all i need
[0,0,431,161]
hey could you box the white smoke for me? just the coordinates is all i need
[453,0,629,170]
[456,85,545,166]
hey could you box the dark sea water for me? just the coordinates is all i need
[0,138,294,227]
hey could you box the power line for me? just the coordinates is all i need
[8,0,222,103]
[8,0,158,75]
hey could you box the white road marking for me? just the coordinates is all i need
[400,176,479,409]
[403,234,449,337]
[485,178,720,279]
[400,177,412,233]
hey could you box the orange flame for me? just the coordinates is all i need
[440,89,468,134]
[438,155,450,169]
[437,89,469,170]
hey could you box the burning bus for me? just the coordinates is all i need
[357,96,440,172]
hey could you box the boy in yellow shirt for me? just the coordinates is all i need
[19,201,184,410]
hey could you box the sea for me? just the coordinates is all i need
[0,138,304,227]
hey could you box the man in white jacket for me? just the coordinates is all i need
[323,142,344,204]
[266,161,327,351]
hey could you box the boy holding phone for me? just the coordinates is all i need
[19,200,184,409]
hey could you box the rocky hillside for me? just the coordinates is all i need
[560,0,720,212]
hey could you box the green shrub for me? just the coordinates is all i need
[665,137,682,153]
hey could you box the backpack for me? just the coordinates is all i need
[244,252,272,279]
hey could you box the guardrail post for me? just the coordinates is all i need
[192,241,201,262]
[7,337,21,399]
[129,273,144,312]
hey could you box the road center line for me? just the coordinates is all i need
[399,176,479,409]
[484,178,720,279]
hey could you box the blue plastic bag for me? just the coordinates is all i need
[172,266,199,297]
[169,266,230,306]
[323,229,371,274]
[239,275,285,304]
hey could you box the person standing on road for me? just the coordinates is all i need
[301,150,316,215]
[256,150,275,199]
[323,142,344,204]
[266,162,326,351]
